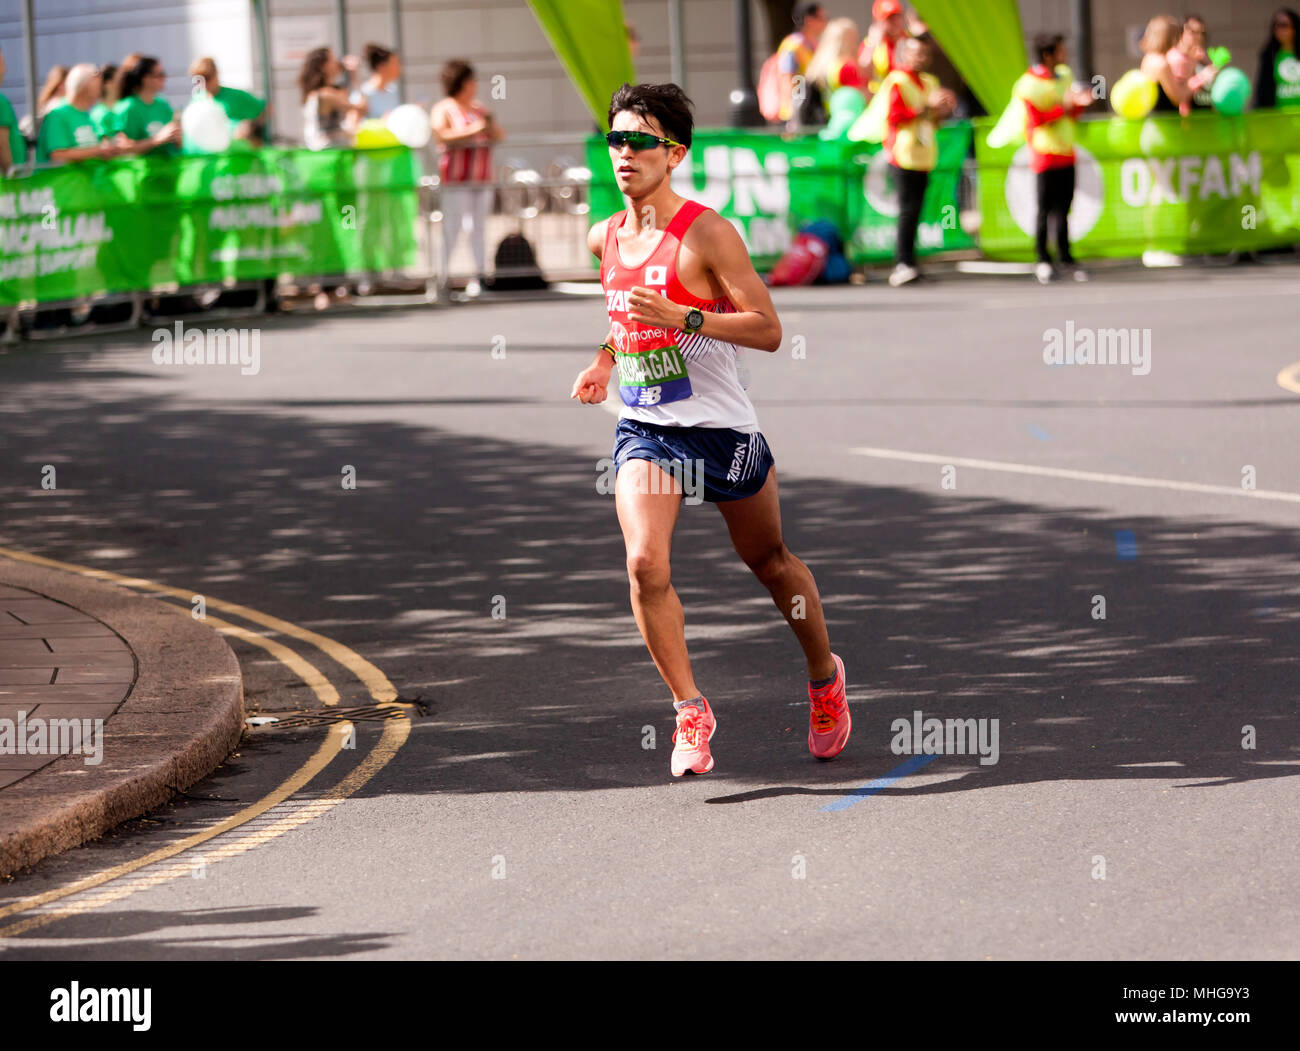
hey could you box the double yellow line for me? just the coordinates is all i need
[0,546,411,937]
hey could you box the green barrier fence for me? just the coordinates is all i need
[0,146,422,308]
[975,110,1300,260]
[585,125,976,268]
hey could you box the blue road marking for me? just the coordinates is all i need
[1115,529,1138,560]
[821,754,939,812]
[1027,425,1052,441]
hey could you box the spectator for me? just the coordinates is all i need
[806,18,865,113]
[35,64,120,164]
[190,56,266,140]
[1015,33,1094,285]
[777,2,828,125]
[37,65,68,116]
[300,47,365,150]
[626,22,641,64]
[0,47,25,170]
[358,44,403,120]
[860,0,926,94]
[431,59,503,299]
[881,37,955,287]
[113,56,182,155]
[1139,15,1190,114]
[1167,14,1218,111]
[1255,8,1300,109]
[90,62,122,138]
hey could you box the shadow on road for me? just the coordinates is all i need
[1,345,1297,811]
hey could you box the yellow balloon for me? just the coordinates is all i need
[1112,70,1157,120]
[355,119,400,149]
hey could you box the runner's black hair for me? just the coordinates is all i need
[607,82,694,149]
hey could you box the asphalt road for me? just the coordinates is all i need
[1,262,1297,959]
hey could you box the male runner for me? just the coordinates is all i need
[570,82,849,777]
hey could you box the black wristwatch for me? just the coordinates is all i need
[682,308,705,334]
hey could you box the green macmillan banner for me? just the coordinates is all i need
[975,109,1300,259]
[585,125,974,269]
[0,146,421,307]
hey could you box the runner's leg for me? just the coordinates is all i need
[716,468,835,681]
[615,458,699,702]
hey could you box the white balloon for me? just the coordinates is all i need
[385,104,431,149]
[182,96,232,154]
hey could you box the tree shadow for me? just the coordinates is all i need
[0,350,1297,812]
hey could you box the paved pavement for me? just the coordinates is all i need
[0,558,243,875]
[0,262,1296,959]
[0,584,133,791]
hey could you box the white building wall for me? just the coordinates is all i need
[0,0,1284,167]
[0,0,256,112]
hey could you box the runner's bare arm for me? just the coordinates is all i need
[626,211,782,352]
[587,218,607,261]
[572,218,614,403]
[587,218,616,347]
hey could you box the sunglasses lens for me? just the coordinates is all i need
[608,131,661,150]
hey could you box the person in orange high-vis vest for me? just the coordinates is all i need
[1014,33,1094,283]
[882,37,955,286]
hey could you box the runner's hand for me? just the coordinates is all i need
[571,362,611,404]
[627,286,684,329]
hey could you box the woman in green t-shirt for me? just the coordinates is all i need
[89,62,121,138]
[1254,8,1300,108]
[0,47,26,169]
[112,56,182,154]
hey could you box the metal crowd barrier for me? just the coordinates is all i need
[2,150,599,342]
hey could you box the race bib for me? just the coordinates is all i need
[615,344,692,407]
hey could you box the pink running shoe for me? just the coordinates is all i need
[671,698,717,776]
[808,654,850,760]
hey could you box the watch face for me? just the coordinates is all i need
[686,309,704,331]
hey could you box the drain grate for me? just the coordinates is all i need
[246,704,410,729]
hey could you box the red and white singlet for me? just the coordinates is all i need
[601,199,758,433]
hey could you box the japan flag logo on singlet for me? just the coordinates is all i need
[644,265,667,286]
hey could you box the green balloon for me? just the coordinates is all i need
[827,86,866,118]
[1210,67,1250,115]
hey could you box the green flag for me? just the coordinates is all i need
[911,0,1026,114]
[526,0,636,130]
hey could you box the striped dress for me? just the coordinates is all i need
[438,100,493,184]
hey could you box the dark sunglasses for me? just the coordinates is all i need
[606,130,683,151]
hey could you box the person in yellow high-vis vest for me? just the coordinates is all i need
[1014,33,1095,284]
[883,38,955,286]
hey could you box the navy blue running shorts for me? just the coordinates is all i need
[612,417,774,503]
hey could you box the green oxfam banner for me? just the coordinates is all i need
[585,126,973,268]
[0,146,421,307]
[975,110,1300,259]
